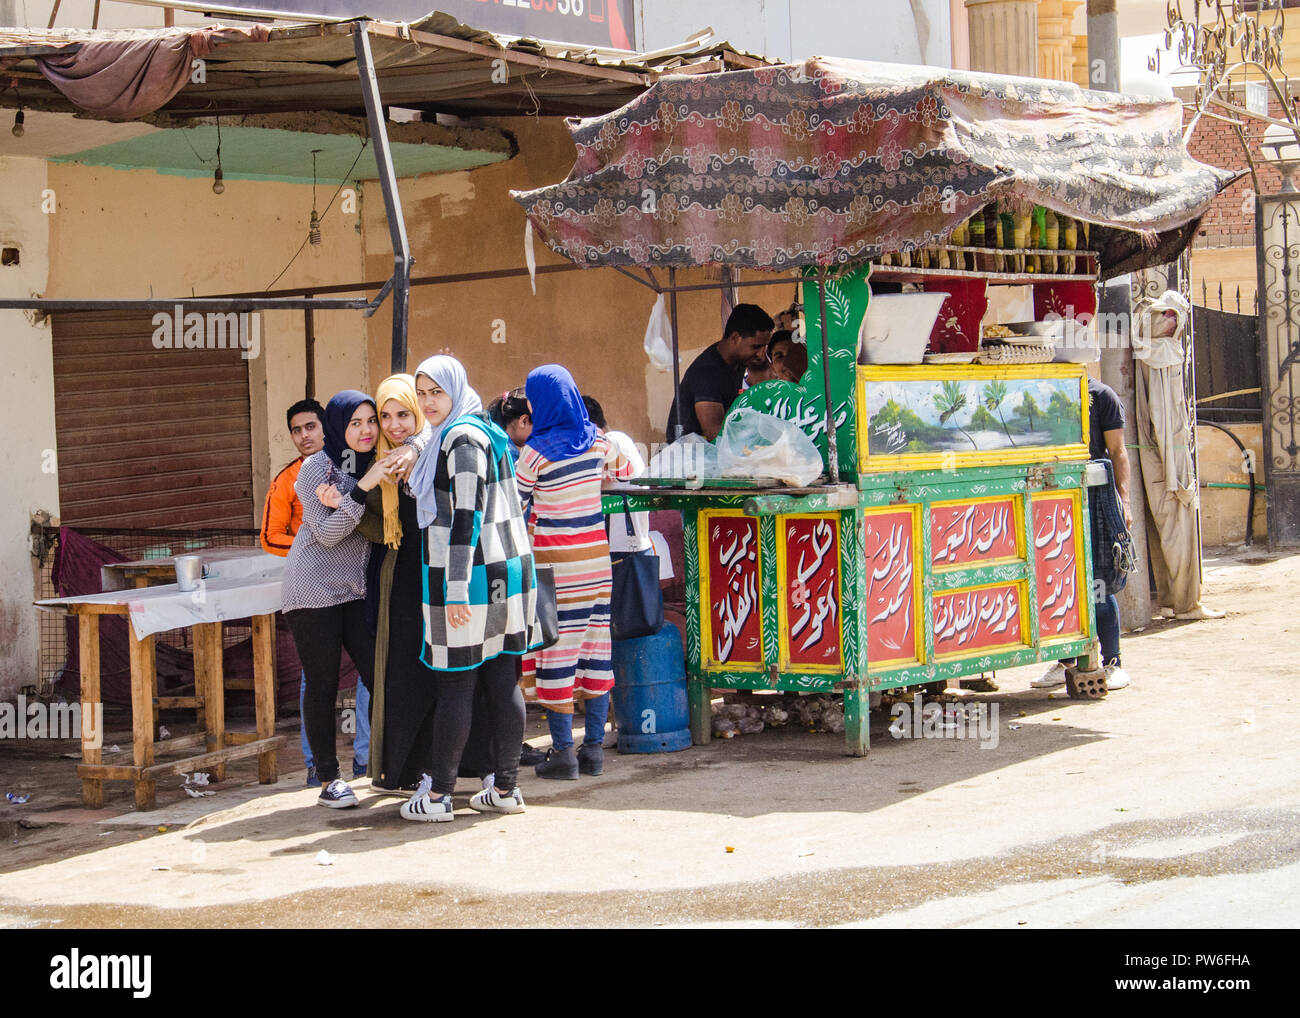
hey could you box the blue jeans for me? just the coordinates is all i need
[547,693,609,751]
[299,672,370,769]
[1096,594,1121,666]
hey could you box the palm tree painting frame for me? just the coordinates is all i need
[856,364,1091,472]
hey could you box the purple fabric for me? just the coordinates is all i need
[35,26,270,122]
[51,527,355,708]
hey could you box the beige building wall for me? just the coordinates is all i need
[1197,423,1266,547]
[0,155,59,699]
[43,162,371,517]
[359,116,794,453]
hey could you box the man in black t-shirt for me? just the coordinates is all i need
[665,304,774,443]
[1034,374,1135,691]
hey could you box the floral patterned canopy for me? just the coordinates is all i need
[512,58,1237,276]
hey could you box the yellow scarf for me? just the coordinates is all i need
[375,373,425,549]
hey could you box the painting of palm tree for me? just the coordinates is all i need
[933,380,978,449]
[981,379,1017,447]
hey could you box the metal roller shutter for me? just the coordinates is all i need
[51,311,255,528]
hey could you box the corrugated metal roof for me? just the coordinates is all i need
[0,13,770,121]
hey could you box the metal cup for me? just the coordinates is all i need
[174,555,204,591]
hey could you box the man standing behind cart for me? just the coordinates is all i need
[260,398,371,785]
[665,304,774,442]
[1034,376,1133,692]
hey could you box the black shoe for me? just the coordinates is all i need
[534,746,579,781]
[519,742,547,767]
[351,758,367,779]
[576,742,604,776]
[370,776,420,797]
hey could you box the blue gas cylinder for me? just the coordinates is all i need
[610,622,692,753]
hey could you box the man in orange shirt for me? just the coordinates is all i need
[260,399,324,555]
[261,398,370,785]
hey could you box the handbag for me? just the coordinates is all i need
[534,563,560,649]
[608,498,664,642]
[1088,458,1137,598]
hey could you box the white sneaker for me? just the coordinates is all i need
[1031,662,1068,688]
[1104,665,1131,690]
[470,785,526,815]
[399,774,454,823]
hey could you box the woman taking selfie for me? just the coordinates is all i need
[282,390,390,808]
[399,355,539,822]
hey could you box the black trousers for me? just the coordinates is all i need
[380,611,436,788]
[286,600,375,783]
[428,652,525,795]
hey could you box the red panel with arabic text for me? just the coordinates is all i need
[930,497,1020,568]
[1032,494,1084,639]
[704,514,763,667]
[864,507,920,666]
[932,582,1025,657]
[781,516,842,669]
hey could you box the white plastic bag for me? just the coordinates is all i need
[716,409,824,487]
[647,433,719,479]
[643,294,673,372]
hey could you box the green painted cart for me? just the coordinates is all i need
[605,263,1103,755]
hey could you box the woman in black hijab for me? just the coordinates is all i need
[282,390,391,809]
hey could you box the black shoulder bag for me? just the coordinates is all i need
[608,497,664,642]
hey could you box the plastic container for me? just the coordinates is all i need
[610,622,692,753]
[857,292,950,364]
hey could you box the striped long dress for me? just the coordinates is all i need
[515,434,634,710]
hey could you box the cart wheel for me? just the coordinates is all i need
[1065,666,1108,700]
[924,679,948,697]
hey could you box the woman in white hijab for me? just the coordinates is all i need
[398,355,541,822]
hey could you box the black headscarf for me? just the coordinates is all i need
[322,389,377,477]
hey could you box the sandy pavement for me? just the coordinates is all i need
[1,545,1296,928]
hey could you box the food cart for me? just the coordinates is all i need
[514,58,1233,753]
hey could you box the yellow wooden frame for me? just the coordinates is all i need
[862,504,925,670]
[696,508,763,672]
[931,578,1032,662]
[774,512,845,674]
[856,363,1091,472]
[1031,488,1092,645]
[928,493,1026,570]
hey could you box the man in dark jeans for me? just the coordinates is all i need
[665,304,774,443]
[1034,374,1133,691]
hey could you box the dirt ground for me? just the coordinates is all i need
[2,544,1297,929]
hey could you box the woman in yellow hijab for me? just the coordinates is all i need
[363,373,435,793]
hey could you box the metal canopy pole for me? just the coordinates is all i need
[0,297,369,312]
[304,296,316,399]
[353,22,414,374]
[668,266,684,442]
[816,275,841,484]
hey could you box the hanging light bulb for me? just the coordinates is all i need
[307,149,324,255]
[211,116,225,195]
[11,109,24,138]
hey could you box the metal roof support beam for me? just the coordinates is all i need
[0,297,370,312]
[353,20,413,375]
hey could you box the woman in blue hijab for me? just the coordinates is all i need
[515,365,635,781]
[282,390,391,810]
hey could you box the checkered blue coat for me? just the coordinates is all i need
[420,420,541,672]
